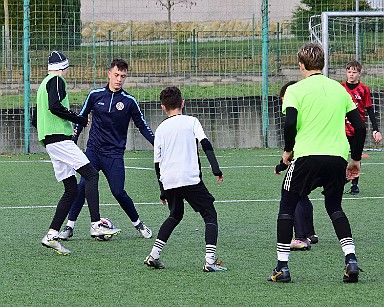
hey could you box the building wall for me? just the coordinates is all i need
[80,0,301,22]
[367,0,384,9]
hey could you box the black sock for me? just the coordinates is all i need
[345,253,357,264]
[277,261,288,270]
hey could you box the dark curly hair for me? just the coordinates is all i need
[109,59,128,72]
[159,86,183,110]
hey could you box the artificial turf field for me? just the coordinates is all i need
[1,148,383,306]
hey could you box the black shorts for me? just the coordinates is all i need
[283,155,347,197]
[164,181,216,217]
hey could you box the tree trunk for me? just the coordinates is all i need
[4,0,12,81]
[167,0,173,73]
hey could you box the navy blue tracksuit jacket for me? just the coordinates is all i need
[68,85,155,222]
[74,85,154,156]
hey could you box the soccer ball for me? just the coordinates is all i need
[100,217,115,229]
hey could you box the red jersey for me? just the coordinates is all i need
[341,81,372,136]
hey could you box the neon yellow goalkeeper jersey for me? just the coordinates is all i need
[282,74,356,161]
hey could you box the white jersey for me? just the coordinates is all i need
[154,114,207,190]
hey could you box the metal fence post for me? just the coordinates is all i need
[23,0,30,153]
[261,0,269,147]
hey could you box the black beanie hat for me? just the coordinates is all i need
[48,51,69,70]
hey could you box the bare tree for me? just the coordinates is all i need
[3,0,12,80]
[155,1,197,73]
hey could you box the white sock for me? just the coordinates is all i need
[67,220,75,229]
[205,244,217,264]
[277,243,291,262]
[132,219,141,227]
[340,237,356,256]
[150,239,166,259]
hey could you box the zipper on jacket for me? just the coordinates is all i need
[108,92,114,112]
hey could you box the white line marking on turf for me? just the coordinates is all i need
[1,196,383,210]
[360,162,384,165]
[126,163,384,171]
[0,160,52,163]
[1,160,383,167]
[123,165,281,171]
[124,166,154,170]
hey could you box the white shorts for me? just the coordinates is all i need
[45,140,90,182]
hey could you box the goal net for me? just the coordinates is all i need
[310,11,384,148]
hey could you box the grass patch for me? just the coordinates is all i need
[0,83,285,108]
[0,149,383,306]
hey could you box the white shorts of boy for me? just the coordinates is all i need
[45,140,90,182]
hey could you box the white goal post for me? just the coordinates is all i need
[310,11,384,76]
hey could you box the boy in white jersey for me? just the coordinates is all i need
[144,86,227,272]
